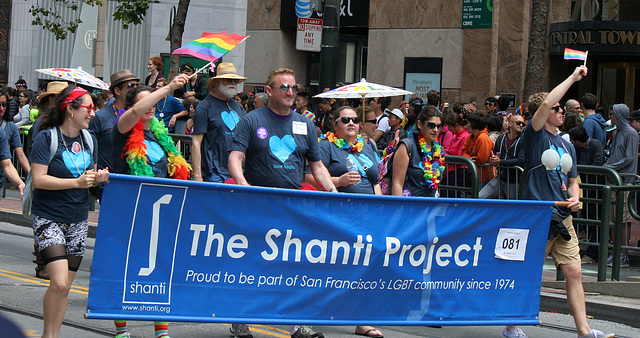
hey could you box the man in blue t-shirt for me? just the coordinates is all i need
[192,62,246,183]
[512,66,613,338]
[0,127,24,199]
[228,68,336,338]
[89,70,139,200]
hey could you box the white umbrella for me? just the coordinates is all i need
[314,78,413,98]
[36,67,109,90]
[314,78,413,119]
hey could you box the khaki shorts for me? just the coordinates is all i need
[545,215,581,267]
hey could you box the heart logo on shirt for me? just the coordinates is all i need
[144,139,165,164]
[221,110,240,131]
[269,135,296,163]
[62,150,90,178]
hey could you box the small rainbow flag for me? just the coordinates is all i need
[172,32,247,62]
[564,48,588,61]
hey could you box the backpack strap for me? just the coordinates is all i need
[399,137,414,161]
[351,152,369,171]
[80,129,94,155]
[49,127,59,163]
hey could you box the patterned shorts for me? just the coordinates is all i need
[32,215,88,257]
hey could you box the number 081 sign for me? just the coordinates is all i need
[494,228,530,261]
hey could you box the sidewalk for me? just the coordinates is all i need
[2,195,639,328]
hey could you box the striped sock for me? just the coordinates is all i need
[114,320,127,335]
[155,321,169,338]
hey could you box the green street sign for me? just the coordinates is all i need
[462,0,493,29]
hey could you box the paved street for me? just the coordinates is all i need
[1,221,639,337]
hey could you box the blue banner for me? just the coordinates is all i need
[87,174,552,325]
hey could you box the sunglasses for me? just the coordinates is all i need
[336,116,361,124]
[0,103,7,108]
[274,84,299,93]
[514,121,526,127]
[551,105,563,113]
[365,119,377,124]
[79,103,95,111]
[426,122,443,130]
[485,102,493,106]
[125,83,140,89]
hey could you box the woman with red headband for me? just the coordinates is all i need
[109,74,190,338]
[30,85,109,337]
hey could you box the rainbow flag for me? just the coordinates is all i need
[564,48,588,61]
[172,32,247,62]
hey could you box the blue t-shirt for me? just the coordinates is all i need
[522,124,577,218]
[193,95,244,178]
[89,100,121,170]
[231,107,321,189]
[30,127,97,223]
[0,127,12,163]
[318,139,379,194]
[111,122,168,178]
[399,137,444,197]
[155,94,186,133]
[0,120,21,181]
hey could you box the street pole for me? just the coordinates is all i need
[318,0,340,91]
[94,1,106,79]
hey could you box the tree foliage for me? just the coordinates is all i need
[29,0,151,40]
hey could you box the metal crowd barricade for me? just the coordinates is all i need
[574,165,623,281]
[168,133,193,163]
[438,155,479,198]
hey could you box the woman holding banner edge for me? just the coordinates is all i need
[304,105,384,337]
[30,85,109,337]
[109,74,191,338]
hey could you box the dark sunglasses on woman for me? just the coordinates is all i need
[336,116,360,124]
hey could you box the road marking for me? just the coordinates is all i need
[0,269,88,294]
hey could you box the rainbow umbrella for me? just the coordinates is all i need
[36,67,109,90]
[172,32,247,76]
[314,78,413,119]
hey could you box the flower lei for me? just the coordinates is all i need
[122,118,192,180]
[382,140,395,157]
[417,133,445,189]
[320,132,364,153]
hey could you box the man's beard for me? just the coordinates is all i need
[219,83,237,99]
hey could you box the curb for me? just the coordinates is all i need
[0,209,98,238]
[540,291,640,328]
[543,281,640,299]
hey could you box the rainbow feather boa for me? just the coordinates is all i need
[122,118,192,180]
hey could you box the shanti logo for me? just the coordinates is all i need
[123,185,187,305]
[295,0,312,18]
[139,194,172,276]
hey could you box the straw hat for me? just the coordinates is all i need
[212,62,247,81]
[37,81,69,100]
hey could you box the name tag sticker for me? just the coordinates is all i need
[292,121,307,135]
[494,228,529,261]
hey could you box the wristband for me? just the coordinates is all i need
[329,187,337,192]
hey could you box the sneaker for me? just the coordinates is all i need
[502,327,527,338]
[620,253,630,268]
[581,255,596,264]
[115,333,131,338]
[230,323,253,338]
[607,253,630,267]
[291,325,324,338]
[578,329,615,338]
